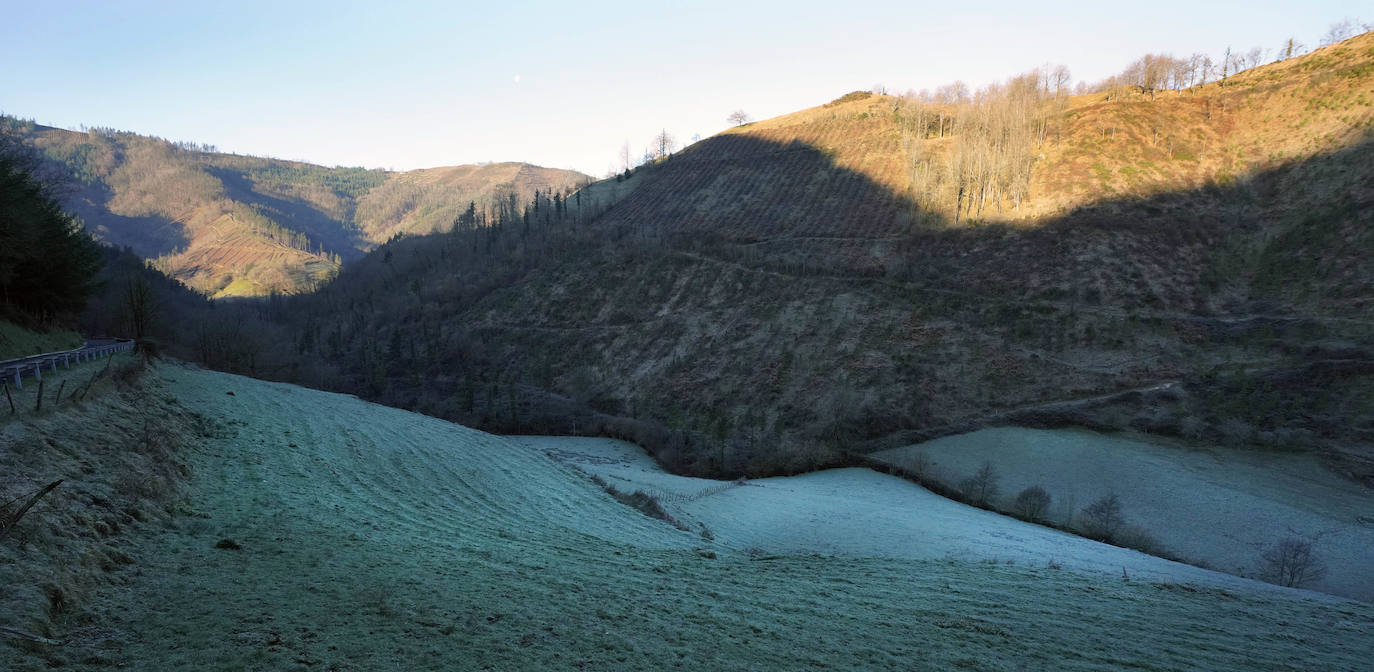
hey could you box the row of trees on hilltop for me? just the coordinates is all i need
[886,19,1372,225]
[1086,18,1372,97]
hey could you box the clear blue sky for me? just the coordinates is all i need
[1,1,1364,176]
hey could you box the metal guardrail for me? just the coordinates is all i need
[0,339,135,390]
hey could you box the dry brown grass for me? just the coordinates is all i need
[0,360,209,649]
[18,125,587,297]
[707,32,1374,227]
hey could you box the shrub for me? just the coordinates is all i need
[825,90,874,107]
[959,461,1000,507]
[1115,525,1164,556]
[1080,494,1125,541]
[597,477,691,532]
[1259,534,1326,588]
[903,451,933,480]
[1013,485,1052,522]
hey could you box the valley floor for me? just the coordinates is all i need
[5,364,1372,670]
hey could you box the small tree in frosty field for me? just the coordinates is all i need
[959,461,1000,507]
[1259,534,1326,588]
[1080,494,1125,541]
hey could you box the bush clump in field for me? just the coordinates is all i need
[594,476,691,531]
[826,91,874,106]
[1013,485,1052,523]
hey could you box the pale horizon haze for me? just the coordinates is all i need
[1,0,1364,176]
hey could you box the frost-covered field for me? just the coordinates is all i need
[873,428,1374,600]
[13,365,1370,671]
[520,436,1336,593]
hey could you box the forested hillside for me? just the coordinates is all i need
[2,119,588,297]
[0,139,102,326]
[169,33,1374,479]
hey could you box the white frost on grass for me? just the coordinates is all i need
[32,366,1371,672]
[873,427,1374,600]
[514,436,1315,596]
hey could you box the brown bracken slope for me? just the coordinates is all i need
[3,119,588,296]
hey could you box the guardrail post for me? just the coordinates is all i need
[32,363,40,382]
[12,370,20,390]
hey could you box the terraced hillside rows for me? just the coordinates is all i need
[5,364,1371,671]
[1,117,588,295]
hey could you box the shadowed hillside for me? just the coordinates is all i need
[1,118,589,296]
[264,134,1371,476]
[183,33,1374,479]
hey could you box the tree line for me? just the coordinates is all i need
[896,67,1064,223]
[0,131,102,323]
[885,19,1371,225]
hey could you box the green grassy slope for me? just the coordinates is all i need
[0,321,81,361]
[5,364,1370,670]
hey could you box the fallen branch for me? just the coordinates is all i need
[0,479,63,541]
[0,626,65,646]
[78,357,113,401]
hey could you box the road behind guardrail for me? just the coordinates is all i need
[0,338,135,390]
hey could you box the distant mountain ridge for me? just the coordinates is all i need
[2,118,589,296]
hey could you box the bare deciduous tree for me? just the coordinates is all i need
[651,129,676,160]
[1220,46,1235,85]
[903,451,932,480]
[1051,65,1072,98]
[727,110,751,126]
[959,461,1000,506]
[1080,493,1125,541]
[124,277,156,341]
[1260,534,1326,588]
[1278,37,1305,61]
[1321,18,1360,46]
